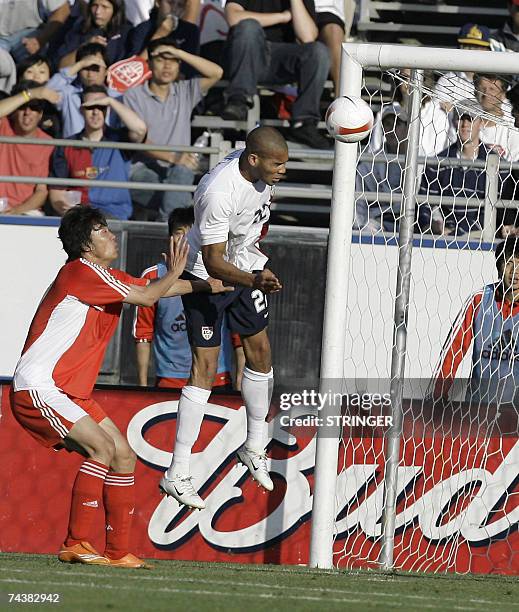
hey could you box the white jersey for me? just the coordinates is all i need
[186,149,272,280]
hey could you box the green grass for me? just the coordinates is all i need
[0,554,518,611]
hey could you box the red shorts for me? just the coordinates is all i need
[10,387,107,449]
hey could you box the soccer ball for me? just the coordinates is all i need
[325,96,374,143]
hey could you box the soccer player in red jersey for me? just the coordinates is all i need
[10,205,227,568]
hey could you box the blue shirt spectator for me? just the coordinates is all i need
[47,42,122,137]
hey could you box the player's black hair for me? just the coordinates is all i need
[168,206,194,235]
[81,84,108,102]
[245,126,287,157]
[147,37,179,60]
[58,205,108,262]
[495,235,519,272]
[76,42,109,66]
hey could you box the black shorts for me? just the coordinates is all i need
[316,11,345,31]
[181,272,269,348]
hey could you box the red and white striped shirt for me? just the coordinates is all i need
[14,258,146,398]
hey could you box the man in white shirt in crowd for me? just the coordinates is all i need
[159,126,287,509]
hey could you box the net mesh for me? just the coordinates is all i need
[332,67,519,574]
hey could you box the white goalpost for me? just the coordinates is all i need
[310,43,519,572]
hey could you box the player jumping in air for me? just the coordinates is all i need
[10,206,227,568]
[160,126,287,509]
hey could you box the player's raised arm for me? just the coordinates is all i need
[202,242,282,293]
[124,236,189,306]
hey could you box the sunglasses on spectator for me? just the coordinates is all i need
[20,101,45,112]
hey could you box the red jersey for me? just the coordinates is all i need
[13,258,146,399]
[433,287,519,398]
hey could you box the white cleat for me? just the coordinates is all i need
[159,473,206,510]
[236,445,274,491]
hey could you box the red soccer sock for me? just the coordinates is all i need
[103,472,135,560]
[65,460,109,547]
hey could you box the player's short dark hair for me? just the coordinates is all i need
[147,37,177,59]
[58,205,108,262]
[76,42,109,66]
[168,206,194,235]
[495,235,519,271]
[81,84,108,102]
[245,126,287,158]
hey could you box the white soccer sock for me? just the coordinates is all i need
[167,385,211,478]
[242,367,274,453]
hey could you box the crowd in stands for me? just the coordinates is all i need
[1,0,519,239]
[357,1,519,239]
[0,0,351,220]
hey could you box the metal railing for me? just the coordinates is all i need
[0,133,517,238]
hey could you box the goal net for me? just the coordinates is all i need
[310,44,519,575]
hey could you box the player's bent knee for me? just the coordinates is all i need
[113,442,137,472]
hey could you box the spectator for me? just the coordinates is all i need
[0,81,60,215]
[133,206,244,389]
[419,100,492,237]
[49,84,147,219]
[490,0,519,55]
[474,73,519,162]
[123,36,222,220]
[0,0,70,62]
[16,54,61,136]
[47,42,121,137]
[0,48,16,93]
[355,107,407,233]
[435,24,491,105]
[129,0,201,78]
[16,54,53,85]
[222,0,331,149]
[314,0,345,96]
[57,0,134,68]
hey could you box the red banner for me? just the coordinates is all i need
[0,384,517,574]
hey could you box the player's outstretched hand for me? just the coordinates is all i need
[164,235,189,278]
[206,278,235,293]
[253,269,282,294]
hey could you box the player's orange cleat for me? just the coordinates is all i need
[105,553,153,569]
[58,541,109,565]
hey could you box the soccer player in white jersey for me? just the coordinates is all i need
[160,126,288,509]
[10,206,227,568]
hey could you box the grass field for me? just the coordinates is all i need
[0,554,518,611]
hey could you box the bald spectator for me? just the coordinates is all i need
[0,81,60,215]
[0,0,70,62]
